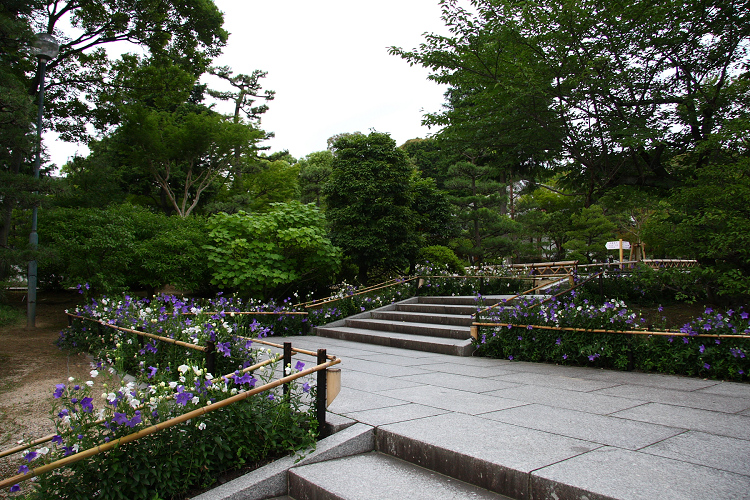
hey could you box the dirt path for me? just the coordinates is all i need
[0,291,89,497]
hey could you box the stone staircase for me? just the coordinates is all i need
[198,422,515,500]
[314,296,515,357]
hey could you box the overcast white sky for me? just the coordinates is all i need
[49,0,451,166]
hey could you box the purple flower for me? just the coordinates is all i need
[80,397,94,413]
[555,338,562,345]
[127,411,142,428]
[705,307,713,314]
[741,312,749,320]
[295,361,305,371]
[18,464,29,474]
[699,345,705,353]
[683,337,690,344]
[268,393,275,401]
[508,355,514,361]
[562,354,568,360]
[526,325,533,330]
[302,382,310,393]
[175,391,193,406]
[517,335,523,341]
[147,366,158,379]
[113,412,128,425]
[217,342,232,357]
[10,484,20,492]
[51,435,63,446]
[24,451,37,463]
[58,409,69,418]
[703,363,711,370]
[53,384,65,399]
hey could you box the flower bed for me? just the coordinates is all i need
[475,294,750,380]
[7,293,321,499]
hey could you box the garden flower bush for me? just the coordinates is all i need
[475,294,750,381]
[8,293,322,499]
[414,263,531,297]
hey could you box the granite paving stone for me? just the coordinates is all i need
[694,380,750,399]
[531,446,750,500]
[485,384,646,414]
[611,402,750,440]
[416,361,515,378]
[379,412,600,498]
[480,404,685,450]
[376,385,527,415]
[396,372,522,393]
[338,402,450,427]
[572,368,721,391]
[337,357,432,377]
[326,386,411,414]
[490,371,620,392]
[594,384,750,413]
[339,369,425,392]
[639,431,750,476]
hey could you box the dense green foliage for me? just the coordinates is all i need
[205,202,341,299]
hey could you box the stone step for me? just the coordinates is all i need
[396,302,480,315]
[344,318,470,339]
[315,326,475,356]
[288,451,511,500]
[370,310,474,327]
[415,295,515,306]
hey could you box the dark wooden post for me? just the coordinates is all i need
[316,348,328,438]
[283,342,292,397]
[205,341,216,375]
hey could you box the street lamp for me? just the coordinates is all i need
[27,33,58,328]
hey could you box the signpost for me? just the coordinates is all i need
[605,240,630,269]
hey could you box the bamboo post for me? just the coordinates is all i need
[619,239,624,269]
[283,342,292,397]
[316,348,328,438]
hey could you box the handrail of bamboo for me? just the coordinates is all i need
[239,336,337,360]
[476,275,572,316]
[297,278,405,307]
[527,271,605,309]
[0,354,284,460]
[0,357,341,491]
[471,321,750,339]
[66,313,207,352]
[304,277,420,309]
[183,311,309,316]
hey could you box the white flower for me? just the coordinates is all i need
[129,399,140,409]
[191,396,199,404]
[90,370,99,378]
[179,376,186,383]
[204,373,213,380]
[37,447,50,455]
[72,444,79,453]
[168,381,178,389]
[86,381,94,387]
[177,364,189,374]
[68,376,75,382]
[107,392,117,402]
[198,422,206,430]
[193,367,202,376]
[284,367,291,375]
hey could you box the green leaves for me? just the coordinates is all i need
[205,202,341,298]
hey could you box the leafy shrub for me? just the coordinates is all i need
[417,245,465,275]
[205,202,341,300]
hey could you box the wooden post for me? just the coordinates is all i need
[619,239,624,270]
[283,342,292,397]
[470,325,479,341]
[316,349,328,438]
[205,341,215,376]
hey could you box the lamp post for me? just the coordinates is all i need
[27,33,59,328]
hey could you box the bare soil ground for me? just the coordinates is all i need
[0,291,88,498]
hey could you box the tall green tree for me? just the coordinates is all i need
[324,132,419,283]
[391,0,750,204]
[297,151,333,207]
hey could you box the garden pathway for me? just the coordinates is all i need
[199,334,750,500]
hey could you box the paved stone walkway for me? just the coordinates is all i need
[273,334,750,500]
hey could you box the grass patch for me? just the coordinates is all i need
[0,304,24,327]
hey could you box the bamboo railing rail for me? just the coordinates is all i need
[0,355,284,460]
[183,311,309,316]
[476,275,572,316]
[297,278,405,308]
[527,271,605,310]
[243,336,338,361]
[471,321,750,340]
[65,313,207,352]
[0,357,341,491]
[304,277,419,309]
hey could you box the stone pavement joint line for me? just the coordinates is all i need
[195,298,750,500]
